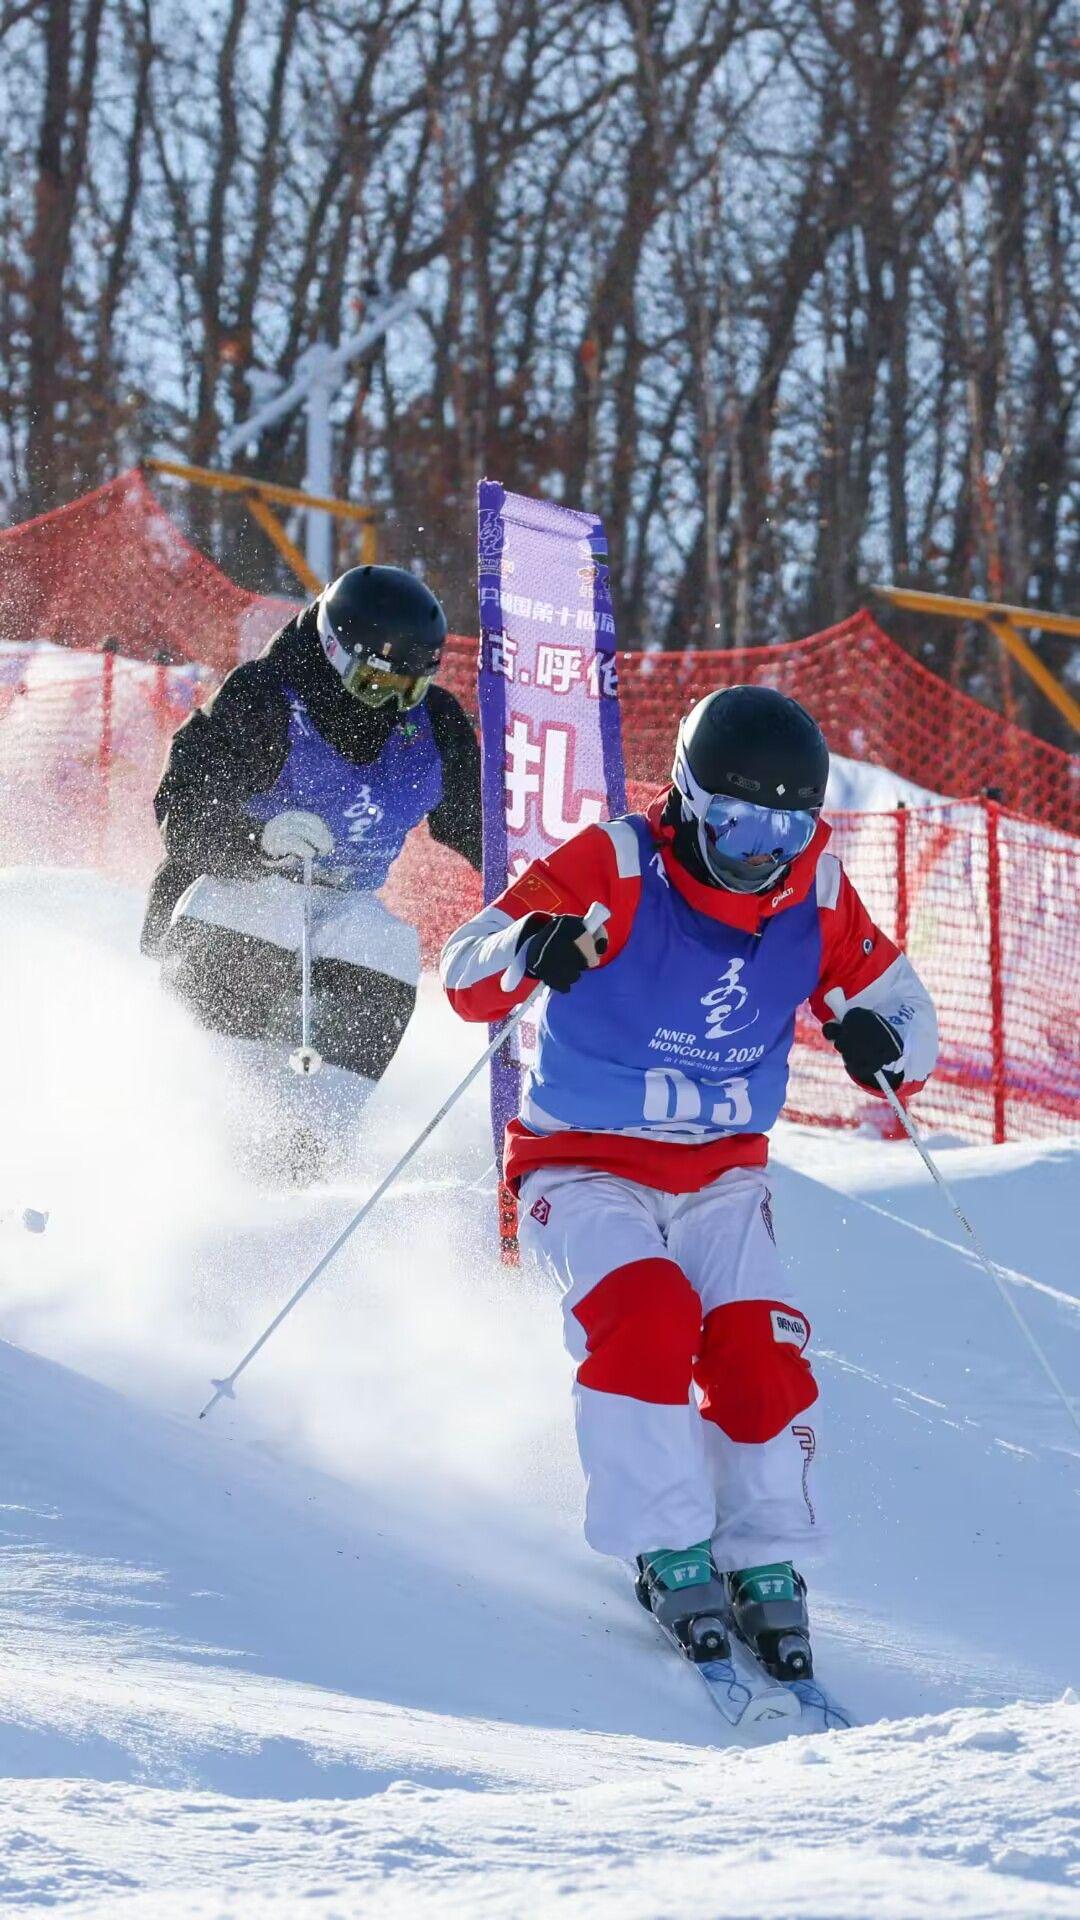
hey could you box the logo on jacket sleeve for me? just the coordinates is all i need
[771,1308,808,1347]
[530,1194,551,1226]
[507,868,565,916]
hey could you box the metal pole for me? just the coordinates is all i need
[873,1069,1080,1443]
[300,855,313,1049]
[872,585,1080,736]
[894,802,909,950]
[303,346,334,584]
[289,856,323,1078]
[984,799,1007,1144]
[200,903,610,1420]
[216,291,416,583]
[200,988,539,1421]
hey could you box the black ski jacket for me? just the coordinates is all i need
[141,606,482,954]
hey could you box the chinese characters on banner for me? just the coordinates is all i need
[476,479,627,1253]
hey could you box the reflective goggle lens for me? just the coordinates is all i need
[697,794,817,891]
[341,659,434,710]
[702,795,817,864]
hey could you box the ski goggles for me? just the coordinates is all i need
[317,600,437,710]
[698,794,817,893]
[338,656,435,711]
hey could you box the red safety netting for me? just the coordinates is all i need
[0,469,291,672]
[1,474,1077,1144]
[785,802,1079,1145]
[435,630,1080,837]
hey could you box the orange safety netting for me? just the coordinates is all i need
[2,470,1076,831]
[785,802,1079,1145]
[435,631,1080,837]
[1,472,1077,1144]
[0,469,291,672]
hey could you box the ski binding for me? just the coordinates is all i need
[653,1610,801,1728]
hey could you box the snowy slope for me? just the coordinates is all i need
[824,754,944,813]
[1,867,1077,1917]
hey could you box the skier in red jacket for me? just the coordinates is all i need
[442,686,937,1687]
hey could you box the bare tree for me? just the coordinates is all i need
[0,0,1074,739]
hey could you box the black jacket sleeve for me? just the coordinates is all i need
[154,662,291,875]
[141,663,291,954]
[426,685,483,872]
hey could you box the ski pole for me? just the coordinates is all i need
[871,1067,1080,1444]
[199,902,609,1420]
[289,852,323,1077]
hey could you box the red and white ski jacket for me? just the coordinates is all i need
[441,798,938,1192]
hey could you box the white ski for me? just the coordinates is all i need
[651,1607,855,1733]
[695,1637,803,1729]
[650,1612,800,1728]
[723,1619,856,1732]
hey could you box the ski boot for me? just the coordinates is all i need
[634,1543,731,1665]
[725,1561,813,1680]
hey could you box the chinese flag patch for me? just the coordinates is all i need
[505,869,565,917]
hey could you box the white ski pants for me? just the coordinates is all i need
[518,1164,822,1571]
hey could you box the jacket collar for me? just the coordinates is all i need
[644,794,831,932]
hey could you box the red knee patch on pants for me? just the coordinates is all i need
[573,1258,700,1404]
[696,1298,819,1443]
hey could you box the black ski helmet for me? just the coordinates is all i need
[675,685,829,809]
[316,565,448,710]
[671,685,830,892]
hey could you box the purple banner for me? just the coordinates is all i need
[476,480,626,1236]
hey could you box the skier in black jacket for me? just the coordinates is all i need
[142,567,481,1156]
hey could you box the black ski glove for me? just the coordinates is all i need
[822,1008,904,1090]
[521,913,608,993]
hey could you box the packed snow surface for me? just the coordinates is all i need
[824,753,944,813]
[1,867,1077,1917]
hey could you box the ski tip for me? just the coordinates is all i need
[743,1689,802,1726]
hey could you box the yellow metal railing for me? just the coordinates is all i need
[873,585,1080,736]
[144,457,377,594]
